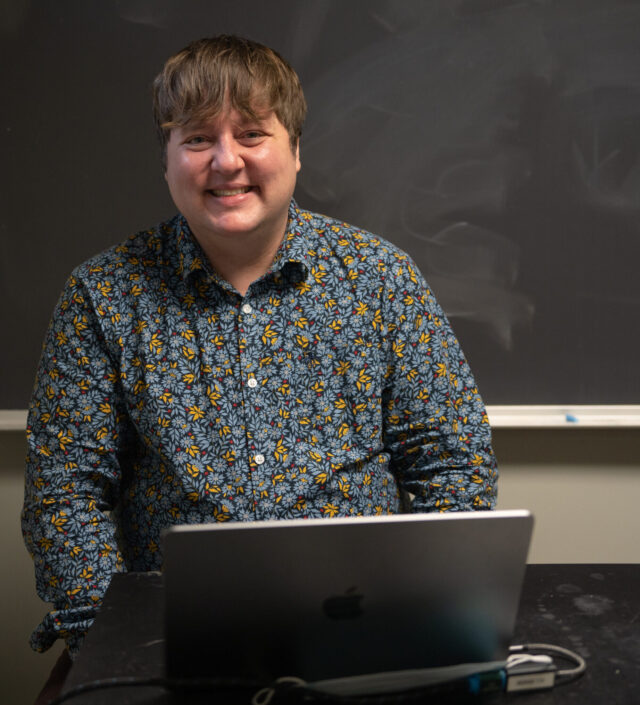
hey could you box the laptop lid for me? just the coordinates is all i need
[163,510,533,688]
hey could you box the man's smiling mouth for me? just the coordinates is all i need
[209,186,253,197]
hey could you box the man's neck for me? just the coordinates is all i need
[195,229,285,297]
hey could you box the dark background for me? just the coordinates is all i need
[2,0,640,408]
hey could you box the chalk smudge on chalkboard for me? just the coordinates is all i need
[117,0,172,29]
[296,8,544,352]
[404,221,534,351]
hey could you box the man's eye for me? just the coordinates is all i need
[185,136,207,145]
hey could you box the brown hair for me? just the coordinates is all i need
[152,35,306,166]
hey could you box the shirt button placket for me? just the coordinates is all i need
[239,299,266,517]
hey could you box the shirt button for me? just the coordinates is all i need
[247,377,258,388]
[242,303,253,314]
[254,453,265,465]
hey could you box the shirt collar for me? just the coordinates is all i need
[175,215,208,281]
[269,199,312,279]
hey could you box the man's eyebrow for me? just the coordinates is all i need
[182,111,272,132]
[235,111,272,127]
[179,120,209,132]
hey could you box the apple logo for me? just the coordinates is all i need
[322,586,364,619]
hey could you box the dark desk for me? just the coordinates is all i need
[62,565,639,704]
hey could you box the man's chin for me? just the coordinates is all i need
[190,216,263,243]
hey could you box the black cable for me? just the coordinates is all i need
[45,675,262,705]
[46,642,586,704]
[45,676,166,705]
[46,671,497,705]
[253,672,504,705]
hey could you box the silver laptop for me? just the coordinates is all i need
[163,510,533,693]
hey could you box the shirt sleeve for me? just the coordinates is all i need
[381,257,498,512]
[21,273,130,653]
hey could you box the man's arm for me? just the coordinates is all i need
[381,258,498,512]
[21,273,130,653]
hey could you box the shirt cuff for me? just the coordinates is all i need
[30,605,98,655]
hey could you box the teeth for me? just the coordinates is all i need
[211,187,251,196]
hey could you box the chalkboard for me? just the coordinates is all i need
[2,0,640,408]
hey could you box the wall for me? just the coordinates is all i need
[2,426,639,704]
[1,431,61,705]
[492,428,640,562]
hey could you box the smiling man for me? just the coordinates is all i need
[164,108,300,294]
[22,35,498,676]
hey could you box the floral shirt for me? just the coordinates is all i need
[22,200,497,653]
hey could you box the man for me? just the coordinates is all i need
[22,35,497,664]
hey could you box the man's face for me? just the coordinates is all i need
[164,106,300,252]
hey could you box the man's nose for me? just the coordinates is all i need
[211,136,243,172]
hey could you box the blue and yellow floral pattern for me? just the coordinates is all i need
[22,200,497,652]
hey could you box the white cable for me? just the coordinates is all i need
[251,676,307,705]
[510,642,587,679]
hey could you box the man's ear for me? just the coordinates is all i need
[295,139,301,173]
